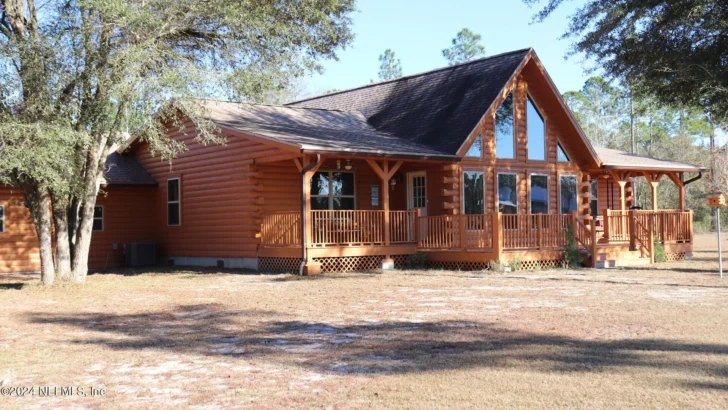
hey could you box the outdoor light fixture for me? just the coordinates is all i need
[344,159,353,170]
[336,159,341,170]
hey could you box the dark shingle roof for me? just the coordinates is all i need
[199,99,457,159]
[103,152,157,185]
[287,48,531,155]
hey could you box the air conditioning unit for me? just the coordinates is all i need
[124,243,157,267]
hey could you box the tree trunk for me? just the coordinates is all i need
[52,200,72,281]
[70,136,107,283]
[27,186,55,285]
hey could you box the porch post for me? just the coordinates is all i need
[493,212,503,259]
[301,155,325,275]
[366,159,404,269]
[667,172,686,211]
[642,171,663,211]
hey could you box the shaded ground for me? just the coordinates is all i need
[1,234,728,409]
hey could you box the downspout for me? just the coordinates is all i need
[299,154,321,276]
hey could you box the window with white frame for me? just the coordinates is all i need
[462,171,485,214]
[311,171,355,210]
[0,205,4,233]
[92,206,104,232]
[495,93,515,159]
[527,97,546,161]
[530,174,548,214]
[168,178,181,226]
[465,134,483,158]
[371,185,380,207]
[560,175,578,214]
[498,173,518,214]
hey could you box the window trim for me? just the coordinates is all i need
[92,205,104,232]
[407,171,427,210]
[370,184,380,207]
[464,134,483,158]
[559,174,579,214]
[0,204,5,233]
[167,177,181,226]
[529,173,549,214]
[497,172,519,214]
[495,92,516,160]
[557,142,571,162]
[310,170,357,210]
[526,93,547,162]
[461,169,486,215]
[590,179,599,218]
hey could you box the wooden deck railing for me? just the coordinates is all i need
[604,210,630,242]
[502,214,571,250]
[417,214,496,250]
[390,210,417,244]
[261,211,302,247]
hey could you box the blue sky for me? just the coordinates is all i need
[304,0,593,97]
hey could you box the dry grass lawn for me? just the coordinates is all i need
[2,234,728,409]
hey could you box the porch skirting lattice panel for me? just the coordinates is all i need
[428,259,563,272]
[259,257,301,273]
[313,255,410,273]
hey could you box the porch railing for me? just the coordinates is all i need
[417,214,495,250]
[261,211,302,247]
[603,209,693,245]
[310,210,418,247]
[501,214,571,250]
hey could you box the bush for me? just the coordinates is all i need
[564,223,583,268]
[487,259,503,272]
[405,252,428,269]
[653,235,667,263]
[509,256,523,271]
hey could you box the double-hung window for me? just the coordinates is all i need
[92,206,104,232]
[311,171,356,210]
[462,171,485,214]
[530,175,548,214]
[498,173,518,214]
[168,178,181,226]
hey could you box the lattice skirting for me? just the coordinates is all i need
[665,252,688,262]
[259,257,301,273]
[428,259,564,272]
[314,255,410,273]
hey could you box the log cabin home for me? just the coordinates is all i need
[0,48,705,274]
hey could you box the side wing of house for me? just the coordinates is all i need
[0,187,40,273]
[127,116,301,269]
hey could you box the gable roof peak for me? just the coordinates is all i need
[286,48,534,106]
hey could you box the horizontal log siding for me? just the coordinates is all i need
[0,187,40,273]
[89,187,157,269]
[131,118,294,259]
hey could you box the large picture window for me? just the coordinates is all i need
[311,171,355,210]
[560,175,578,214]
[498,173,518,214]
[462,171,485,214]
[530,175,548,214]
[495,93,515,159]
[527,97,546,161]
[167,178,181,226]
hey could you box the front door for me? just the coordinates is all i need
[407,171,427,216]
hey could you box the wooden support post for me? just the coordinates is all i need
[689,210,694,244]
[459,214,467,250]
[415,208,422,247]
[590,217,598,268]
[382,160,390,246]
[603,208,610,243]
[493,212,503,259]
[629,210,636,251]
[642,171,664,211]
[648,216,655,264]
[536,215,543,250]
[301,155,325,275]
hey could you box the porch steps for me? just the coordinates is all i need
[593,248,650,269]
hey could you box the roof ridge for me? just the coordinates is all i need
[194,97,359,114]
[285,48,533,105]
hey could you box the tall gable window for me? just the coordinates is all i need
[462,171,485,214]
[465,134,482,158]
[495,93,515,159]
[311,171,356,210]
[527,97,546,160]
[557,143,570,162]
